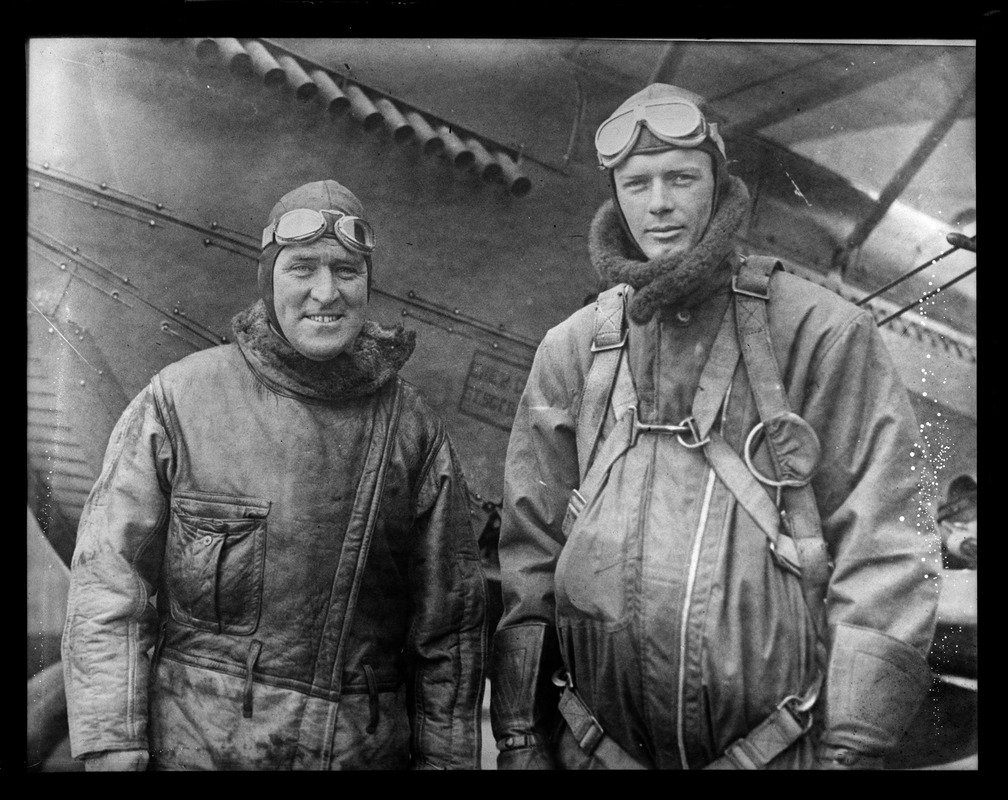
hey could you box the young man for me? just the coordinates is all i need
[62,179,488,770]
[491,84,940,770]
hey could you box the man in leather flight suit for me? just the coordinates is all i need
[62,179,488,770]
[491,84,940,770]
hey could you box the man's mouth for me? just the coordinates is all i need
[306,314,343,324]
[647,224,682,236]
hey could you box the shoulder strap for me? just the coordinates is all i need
[731,256,831,637]
[576,284,631,481]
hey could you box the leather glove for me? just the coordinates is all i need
[815,623,932,770]
[83,749,150,771]
[490,622,563,770]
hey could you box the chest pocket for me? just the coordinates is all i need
[165,492,271,635]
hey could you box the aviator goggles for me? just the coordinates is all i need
[261,208,376,254]
[595,98,725,169]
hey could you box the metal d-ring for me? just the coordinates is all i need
[675,416,710,449]
[744,421,801,488]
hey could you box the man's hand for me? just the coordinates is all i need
[83,749,150,771]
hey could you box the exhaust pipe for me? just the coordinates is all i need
[309,69,351,116]
[276,54,318,102]
[344,85,383,132]
[188,38,219,63]
[405,112,444,156]
[214,38,253,79]
[242,40,285,87]
[465,138,504,183]
[494,152,532,197]
[436,125,475,169]
[375,98,415,144]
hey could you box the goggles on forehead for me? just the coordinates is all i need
[595,98,724,169]
[261,208,376,254]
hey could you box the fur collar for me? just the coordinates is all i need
[232,300,416,403]
[589,175,751,324]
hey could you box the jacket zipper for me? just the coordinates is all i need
[675,467,717,769]
[675,384,732,769]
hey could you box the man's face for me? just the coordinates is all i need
[273,237,368,361]
[613,148,715,261]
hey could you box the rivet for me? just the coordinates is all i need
[492,342,499,349]
[407,290,416,299]
[92,201,98,208]
[454,308,460,314]
[203,238,212,246]
[42,162,49,169]
[123,277,130,284]
[161,322,170,332]
[59,263,66,271]
[47,327,54,334]
[98,369,104,375]
[210,221,219,229]
[173,308,180,315]
[448,325,454,333]
[149,220,156,227]
[72,246,79,253]
[79,380,85,386]
[111,291,119,299]
[401,309,408,317]
[156,203,164,210]
[100,182,107,190]
[675,309,691,324]
[33,182,40,189]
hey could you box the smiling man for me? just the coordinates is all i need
[62,179,488,771]
[492,84,939,770]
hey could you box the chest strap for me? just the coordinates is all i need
[576,284,630,481]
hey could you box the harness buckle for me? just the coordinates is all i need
[731,274,770,300]
[590,330,628,353]
[630,410,710,449]
[776,693,815,733]
[552,668,573,689]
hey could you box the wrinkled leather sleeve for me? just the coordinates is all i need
[796,309,941,764]
[494,316,592,766]
[407,429,489,770]
[61,382,173,761]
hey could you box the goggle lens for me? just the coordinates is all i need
[595,109,640,157]
[644,101,704,139]
[274,208,327,243]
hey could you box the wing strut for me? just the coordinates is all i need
[833,73,975,276]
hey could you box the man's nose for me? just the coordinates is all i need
[647,179,673,213]
[309,267,341,304]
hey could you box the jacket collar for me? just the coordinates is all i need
[232,300,416,403]
[589,174,751,324]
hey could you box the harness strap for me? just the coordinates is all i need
[556,668,822,770]
[576,285,630,481]
[703,430,802,575]
[706,673,823,770]
[557,683,649,770]
[731,256,831,633]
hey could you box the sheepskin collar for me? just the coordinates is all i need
[232,300,416,403]
[589,174,751,324]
